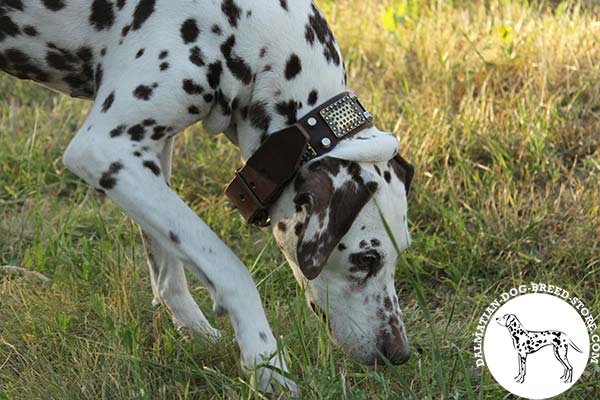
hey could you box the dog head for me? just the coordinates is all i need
[270,129,413,364]
[496,314,520,328]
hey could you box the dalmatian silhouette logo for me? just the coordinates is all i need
[495,313,583,384]
[482,292,591,400]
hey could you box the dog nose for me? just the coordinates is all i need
[379,339,410,365]
[376,326,410,365]
[381,346,410,365]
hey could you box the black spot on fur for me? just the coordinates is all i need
[133,84,155,100]
[142,119,155,126]
[188,105,200,114]
[158,50,168,59]
[259,331,268,343]
[338,243,347,251]
[151,126,167,140]
[189,46,205,67]
[46,51,75,71]
[41,0,65,11]
[2,48,49,82]
[101,91,115,112]
[215,90,231,115]
[99,162,123,190]
[207,60,223,89]
[308,90,318,106]
[0,16,20,41]
[94,63,104,93]
[182,79,204,95]
[109,124,126,137]
[181,19,200,43]
[306,4,340,65]
[159,62,169,71]
[248,101,271,131]
[89,0,115,31]
[203,93,214,103]
[2,0,24,12]
[221,0,241,28]
[304,24,315,45]
[384,170,391,183]
[169,231,180,244]
[127,124,145,141]
[121,24,131,37]
[77,47,93,61]
[132,0,155,30]
[279,0,288,11]
[275,100,300,125]
[135,48,145,58]
[277,221,287,232]
[220,35,252,85]
[284,54,302,80]
[23,26,38,37]
[366,181,378,193]
[220,34,234,56]
[143,160,161,176]
[117,0,126,9]
[211,24,222,35]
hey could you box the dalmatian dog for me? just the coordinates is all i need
[496,314,583,383]
[0,0,413,394]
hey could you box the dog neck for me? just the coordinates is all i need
[210,2,348,160]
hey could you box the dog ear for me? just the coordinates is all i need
[389,154,414,194]
[328,130,399,163]
[293,157,378,280]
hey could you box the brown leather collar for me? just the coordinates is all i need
[225,92,413,227]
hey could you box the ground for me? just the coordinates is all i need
[1,1,599,399]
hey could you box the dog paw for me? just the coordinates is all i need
[176,323,221,343]
[246,353,300,398]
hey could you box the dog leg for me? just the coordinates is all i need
[557,346,573,383]
[141,138,220,339]
[517,353,527,383]
[63,106,298,396]
[553,347,569,380]
[142,231,220,339]
[515,354,523,381]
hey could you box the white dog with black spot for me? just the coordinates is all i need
[0,0,414,395]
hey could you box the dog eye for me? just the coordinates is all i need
[357,252,380,267]
[349,249,383,276]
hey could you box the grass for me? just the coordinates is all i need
[1,0,599,398]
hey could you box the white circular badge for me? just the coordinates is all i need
[483,293,589,399]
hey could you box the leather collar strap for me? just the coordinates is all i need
[225,92,406,227]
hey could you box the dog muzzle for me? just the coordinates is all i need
[225,91,414,226]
